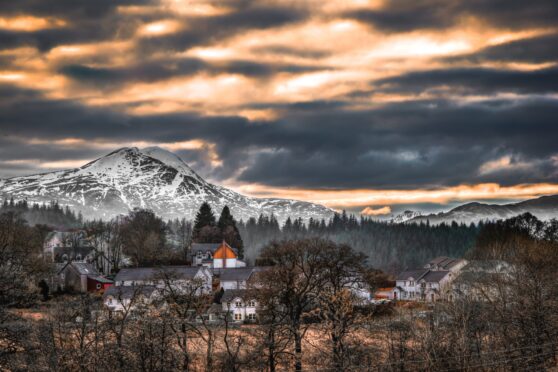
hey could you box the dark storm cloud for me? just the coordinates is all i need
[58,59,326,87]
[373,67,558,95]
[345,0,558,32]
[136,3,310,53]
[2,83,558,188]
[0,0,154,51]
[0,0,308,53]
[445,33,558,64]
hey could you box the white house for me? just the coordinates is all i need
[218,267,256,290]
[395,257,467,302]
[191,241,246,269]
[103,266,212,312]
[221,290,258,322]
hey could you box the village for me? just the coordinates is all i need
[46,227,509,322]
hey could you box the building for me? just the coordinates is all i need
[375,287,397,300]
[191,241,247,269]
[395,257,467,302]
[221,289,258,322]
[57,262,113,293]
[424,256,468,272]
[44,231,96,263]
[103,266,212,312]
[217,267,266,290]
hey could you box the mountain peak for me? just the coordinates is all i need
[0,147,334,223]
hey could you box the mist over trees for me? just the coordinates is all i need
[1,198,82,228]
[238,212,478,273]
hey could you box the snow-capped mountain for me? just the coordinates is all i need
[404,195,558,225]
[390,210,422,224]
[0,147,334,222]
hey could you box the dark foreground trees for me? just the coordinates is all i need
[0,218,557,371]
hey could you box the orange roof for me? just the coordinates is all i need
[377,287,395,292]
[213,241,237,259]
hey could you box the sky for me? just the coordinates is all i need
[1,0,558,216]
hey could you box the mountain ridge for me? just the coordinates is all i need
[403,195,558,225]
[0,147,334,223]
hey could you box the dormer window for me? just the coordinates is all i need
[235,301,242,308]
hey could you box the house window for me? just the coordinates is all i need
[234,313,242,321]
[409,281,415,286]
[235,301,242,308]
[248,300,256,307]
[247,313,256,320]
[76,254,82,261]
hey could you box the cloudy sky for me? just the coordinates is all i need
[1,0,558,216]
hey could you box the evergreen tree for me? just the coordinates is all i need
[192,202,220,243]
[218,205,244,258]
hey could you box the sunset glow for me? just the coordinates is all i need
[1,0,557,214]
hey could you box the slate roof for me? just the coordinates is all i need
[71,262,99,276]
[114,266,202,282]
[219,267,255,282]
[426,256,464,270]
[396,269,429,281]
[422,270,451,283]
[104,285,157,299]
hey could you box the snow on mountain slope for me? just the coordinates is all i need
[390,210,422,223]
[0,147,334,222]
[404,195,558,225]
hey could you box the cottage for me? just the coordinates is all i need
[221,289,258,323]
[104,285,158,312]
[44,231,96,263]
[57,262,113,293]
[103,266,212,312]
[191,241,247,269]
[218,267,259,290]
[395,257,467,302]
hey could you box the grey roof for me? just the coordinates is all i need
[421,270,451,283]
[114,266,202,282]
[104,285,157,299]
[221,289,256,303]
[70,262,99,276]
[397,269,429,281]
[191,243,221,254]
[89,275,113,284]
[219,267,255,282]
[191,242,239,255]
[427,256,464,270]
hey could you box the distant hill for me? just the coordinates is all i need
[404,195,558,225]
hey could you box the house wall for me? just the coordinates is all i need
[222,280,247,290]
[222,297,257,321]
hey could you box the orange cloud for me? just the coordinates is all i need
[232,183,558,209]
[361,206,392,216]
